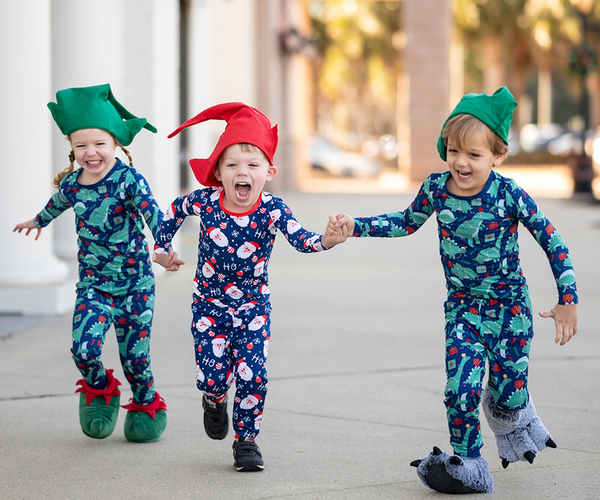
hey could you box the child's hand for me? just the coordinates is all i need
[325,213,354,238]
[13,220,42,241]
[167,249,185,272]
[322,213,353,249]
[153,248,185,272]
[539,303,578,345]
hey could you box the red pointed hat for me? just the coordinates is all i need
[168,102,278,187]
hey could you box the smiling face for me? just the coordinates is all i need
[69,128,117,185]
[214,143,277,213]
[445,127,507,197]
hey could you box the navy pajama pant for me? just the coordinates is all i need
[192,299,271,439]
[71,285,156,405]
[443,294,534,457]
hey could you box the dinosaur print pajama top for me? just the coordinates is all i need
[34,159,163,404]
[353,170,578,457]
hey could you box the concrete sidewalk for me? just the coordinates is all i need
[1,190,599,500]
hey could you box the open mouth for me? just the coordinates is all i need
[235,182,252,200]
[456,170,471,180]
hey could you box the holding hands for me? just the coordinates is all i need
[153,248,185,272]
[322,213,355,249]
[539,303,578,346]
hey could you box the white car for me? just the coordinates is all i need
[308,136,384,178]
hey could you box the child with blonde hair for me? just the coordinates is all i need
[14,84,181,443]
[329,87,578,493]
[154,102,348,471]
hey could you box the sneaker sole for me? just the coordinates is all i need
[235,463,265,472]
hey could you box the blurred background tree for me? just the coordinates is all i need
[307,0,600,168]
[309,1,402,150]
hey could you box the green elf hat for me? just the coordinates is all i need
[47,83,157,146]
[437,86,518,161]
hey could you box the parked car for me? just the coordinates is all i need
[308,135,384,178]
[519,123,564,153]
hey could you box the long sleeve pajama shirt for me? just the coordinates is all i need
[34,159,163,404]
[353,170,578,457]
[155,187,328,439]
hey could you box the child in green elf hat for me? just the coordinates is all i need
[328,87,578,493]
[14,84,183,443]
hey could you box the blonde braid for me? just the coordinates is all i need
[52,150,76,188]
[118,142,135,168]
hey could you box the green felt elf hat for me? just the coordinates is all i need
[437,86,518,161]
[47,83,157,146]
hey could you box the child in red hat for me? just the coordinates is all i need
[153,102,348,471]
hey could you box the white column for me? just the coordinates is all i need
[186,0,255,190]
[118,0,181,261]
[255,0,285,191]
[51,0,122,260]
[0,0,70,314]
[119,0,180,212]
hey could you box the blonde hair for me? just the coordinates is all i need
[52,135,135,188]
[220,142,267,159]
[442,114,508,158]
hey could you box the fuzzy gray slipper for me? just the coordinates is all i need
[482,386,556,468]
[410,446,494,494]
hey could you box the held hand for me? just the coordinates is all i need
[166,249,185,272]
[322,220,349,249]
[152,251,173,271]
[334,213,355,235]
[13,220,42,241]
[539,303,578,346]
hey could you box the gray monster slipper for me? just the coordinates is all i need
[482,386,556,468]
[410,446,494,494]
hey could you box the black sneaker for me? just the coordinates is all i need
[202,395,229,440]
[232,437,264,472]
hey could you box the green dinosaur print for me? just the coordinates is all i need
[438,209,456,224]
[506,388,528,408]
[504,355,529,375]
[446,355,471,395]
[87,197,120,231]
[466,365,484,387]
[557,270,576,291]
[132,309,153,325]
[441,238,466,258]
[510,314,532,336]
[454,212,495,245]
[444,197,471,213]
[129,337,150,358]
[451,262,478,282]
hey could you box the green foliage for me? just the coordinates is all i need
[309,1,402,136]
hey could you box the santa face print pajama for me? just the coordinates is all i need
[193,300,271,439]
[353,170,578,458]
[34,159,164,404]
[156,187,328,438]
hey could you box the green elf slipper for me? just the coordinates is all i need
[122,392,167,443]
[75,369,122,439]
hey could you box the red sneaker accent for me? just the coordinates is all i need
[75,368,122,406]
[121,392,167,419]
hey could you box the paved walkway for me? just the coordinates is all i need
[1,185,599,499]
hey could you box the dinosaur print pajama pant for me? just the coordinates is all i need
[71,285,156,405]
[443,294,534,458]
